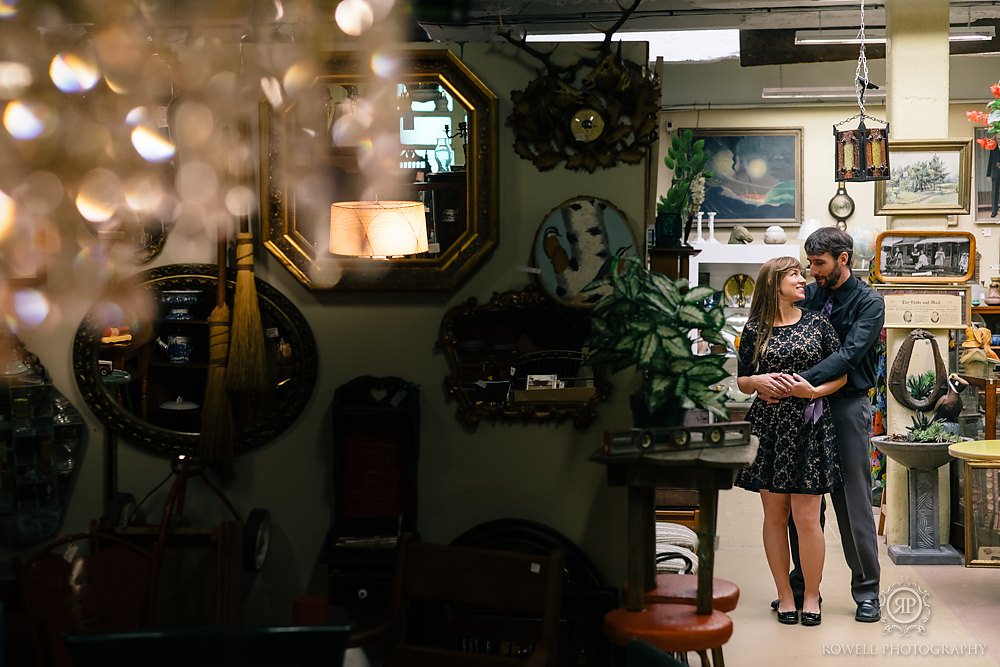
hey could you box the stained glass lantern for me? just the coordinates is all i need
[833,114,890,182]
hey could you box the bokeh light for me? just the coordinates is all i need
[12,289,50,327]
[123,173,166,213]
[3,99,49,140]
[131,125,176,162]
[49,52,100,92]
[0,189,14,241]
[0,0,17,19]
[335,0,374,36]
[76,168,122,223]
[370,51,398,79]
[0,61,32,98]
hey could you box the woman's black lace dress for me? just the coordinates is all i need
[735,310,843,494]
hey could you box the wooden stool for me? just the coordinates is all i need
[604,605,732,667]
[646,574,740,613]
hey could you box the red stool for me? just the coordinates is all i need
[646,574,740,613]
[604,604,732,666]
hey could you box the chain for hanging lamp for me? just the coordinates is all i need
[833,0,890,182]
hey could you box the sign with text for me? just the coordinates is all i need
[876,286,969,329]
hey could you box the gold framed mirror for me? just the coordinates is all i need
[260,49,498,291]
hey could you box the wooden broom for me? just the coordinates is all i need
[226,216,268,395]
[198,225,236,471]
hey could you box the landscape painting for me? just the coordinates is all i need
[874,139,971,215]
[689,128,801,226]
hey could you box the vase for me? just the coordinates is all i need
[987,280,1000,305]
[654,211,685,248]
[434,138,453,173]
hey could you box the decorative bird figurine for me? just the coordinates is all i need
[933,373,969,424]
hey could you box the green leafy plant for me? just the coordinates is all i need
[886,412,960,444]
[906,371,936,401]
[658,129,710,219]
[583,255,731,420]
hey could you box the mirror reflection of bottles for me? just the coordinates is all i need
[434,138,453,173]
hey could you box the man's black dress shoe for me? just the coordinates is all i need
[776,610,799,625]
[801,611,822,626]
[855,599,881,623]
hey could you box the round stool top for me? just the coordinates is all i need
[949,440,1000,462]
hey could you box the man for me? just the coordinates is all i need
[748,227,885,623]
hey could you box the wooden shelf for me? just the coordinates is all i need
[972,305,1000,316]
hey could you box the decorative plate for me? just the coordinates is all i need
[723,273,755,308]
[531,196,637,308]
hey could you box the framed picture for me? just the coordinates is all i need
[687,128,802,227]
[874,286,970,329]
[973,127,1000,222]
[874,139,972,215]
[531,196,637,308]
[874,230,975,284]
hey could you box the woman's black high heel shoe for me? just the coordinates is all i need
[801,611,822,626]
[776,609,799,625]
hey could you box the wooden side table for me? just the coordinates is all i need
[592,439,758,613]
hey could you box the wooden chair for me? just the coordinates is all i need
[369,536,564,667]
[16,530,156,667]
[64,624,351,666]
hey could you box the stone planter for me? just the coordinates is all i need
[871,436,966,565]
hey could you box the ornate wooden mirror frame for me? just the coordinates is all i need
[260,49,498,291]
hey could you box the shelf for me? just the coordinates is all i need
[688,242,801,283]
[973,306,1000,316]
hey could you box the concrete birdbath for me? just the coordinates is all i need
[871,436,964,565]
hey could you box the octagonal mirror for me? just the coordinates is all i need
[260,48,498,291]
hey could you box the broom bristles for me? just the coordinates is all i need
[199,303,236,470]
[227,232,269,394]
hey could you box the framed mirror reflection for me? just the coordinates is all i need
[72,264,318,459]
[260,48,498,291]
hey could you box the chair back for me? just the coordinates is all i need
[65,624,351,666]
[385,537,564,667]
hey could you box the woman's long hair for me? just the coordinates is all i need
[746,256,802,368]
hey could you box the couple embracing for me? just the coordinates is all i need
[735,228,885,627]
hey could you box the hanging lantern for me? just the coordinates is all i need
[832,0,890,182]
[834,114,890,182]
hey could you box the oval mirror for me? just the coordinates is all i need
[260,48,498,291]
[72,263,318,459]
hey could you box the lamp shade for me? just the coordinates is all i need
[329,200,429,257]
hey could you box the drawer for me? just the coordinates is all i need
[328,571,393,606]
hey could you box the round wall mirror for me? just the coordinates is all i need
[261,48,498,291]
[72,264,318,459]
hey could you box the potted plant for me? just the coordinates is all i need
[656,128,709,247]
[583,255,731,425]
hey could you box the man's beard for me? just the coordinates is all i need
[816,263,843,287]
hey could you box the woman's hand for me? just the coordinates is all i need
[786,373,817,399]
[743,373,795,403]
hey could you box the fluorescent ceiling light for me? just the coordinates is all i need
[525,29,739,63]
[761,86,887,100]
[794,25,995,45]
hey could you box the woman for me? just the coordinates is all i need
[735,256,845,627]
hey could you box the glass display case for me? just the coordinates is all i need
[0,333,86,551]
[963,460,1000,567]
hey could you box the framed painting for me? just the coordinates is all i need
[973,127,1000,222]
[531,196,637,308]
[687,128,802,227]
[874,139,972,215]
[874,230,975,284]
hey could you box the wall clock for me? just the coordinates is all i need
[828,181,855,229]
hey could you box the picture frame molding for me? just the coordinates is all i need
[873,229,976,285]
[973,127,998,223]
[874,138,972,216]
[684,127,802,227]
